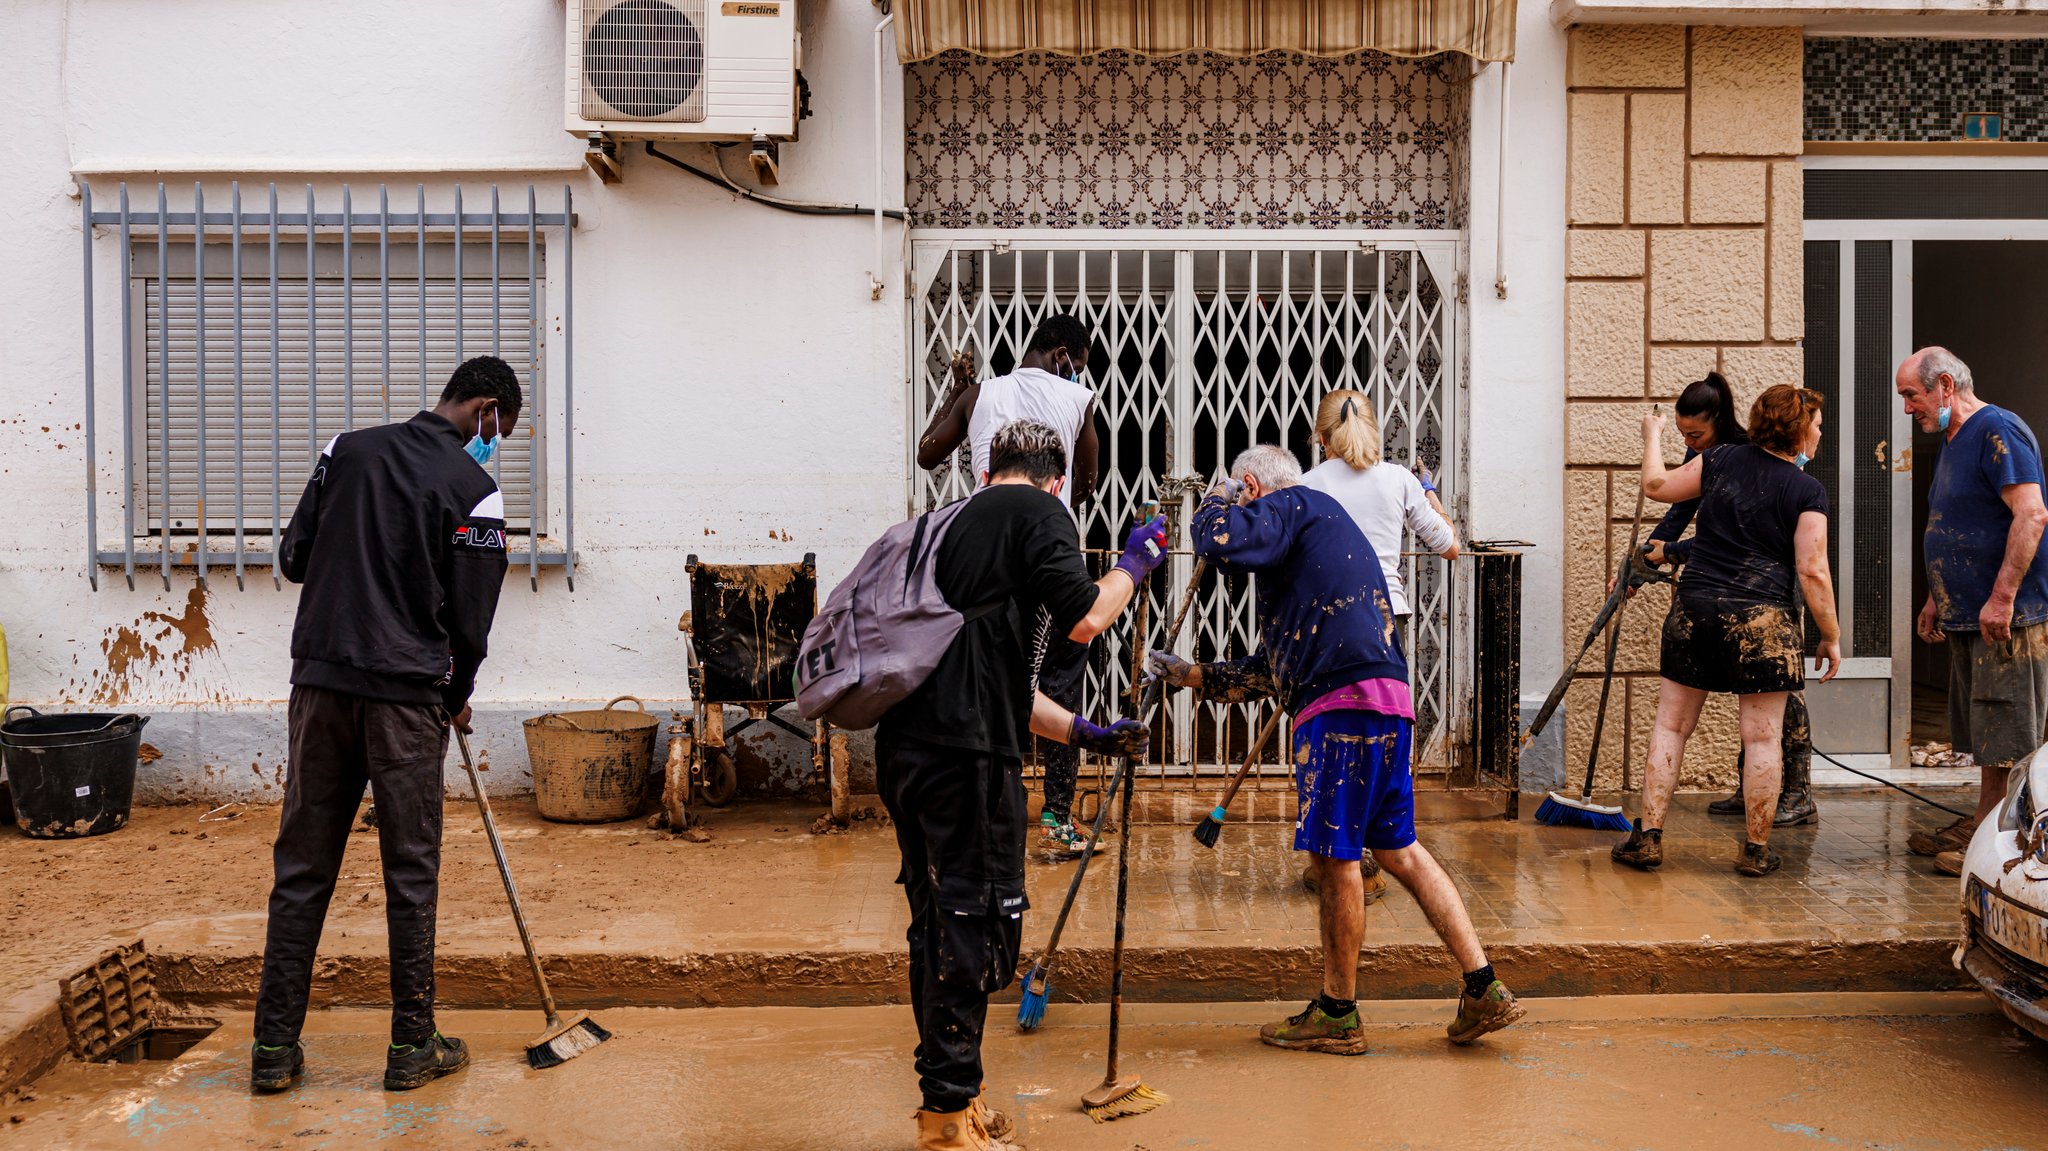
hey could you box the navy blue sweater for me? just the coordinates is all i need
[1191,485,1408,714]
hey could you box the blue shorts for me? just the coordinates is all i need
[1292,709,1416,860]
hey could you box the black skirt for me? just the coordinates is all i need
[1659,592,1804,695]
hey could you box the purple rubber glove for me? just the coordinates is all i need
[1113,514,1170,585]
[1414,465,1437,495]
[1069,714,1150,759]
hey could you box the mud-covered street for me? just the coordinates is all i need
[10,994,2044,1150]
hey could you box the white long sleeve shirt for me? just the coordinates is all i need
[1300,458,1455,616]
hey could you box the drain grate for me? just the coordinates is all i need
[58,941,155,1061]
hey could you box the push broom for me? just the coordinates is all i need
[1081,587,1166,1121]
[1017,542,1206,1031]
[1532,441,1653,833]
[456,731,614,1068]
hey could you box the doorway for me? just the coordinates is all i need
[1909,240,2048,745]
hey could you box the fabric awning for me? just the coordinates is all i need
[897,0,1518,64]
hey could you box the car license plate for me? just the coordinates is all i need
[1976,882,2048,969]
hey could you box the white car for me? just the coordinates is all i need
[1958,746,2048,1042]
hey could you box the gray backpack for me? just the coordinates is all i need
[794,493,994,730]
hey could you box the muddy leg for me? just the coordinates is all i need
[1314,855,1364,1000]
[1643,679,1707,830]
[1374,843,1486,972]
[1738,692,1788,847]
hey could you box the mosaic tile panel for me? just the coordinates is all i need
[905,50,1461,229]
[1807,38,2048,143]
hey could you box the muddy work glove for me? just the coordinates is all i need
[1139,649,1196,692]
[1069,715,1150,759]
[1114,515,1170,585]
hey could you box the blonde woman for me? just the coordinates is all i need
[1302,389,1460,628]
[1297,390,1458,906]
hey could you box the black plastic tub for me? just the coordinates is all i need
[0,706,147,838]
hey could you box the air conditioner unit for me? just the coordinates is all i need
[566,0,799,141]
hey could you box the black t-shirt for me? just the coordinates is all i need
[878,484,1101,759]
[1678,443,1829,608]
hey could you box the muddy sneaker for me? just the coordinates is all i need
[383,1033,469,1091]
[1448,980,1526,1045]
[1039,815,1098,859]
[249,1040,304,1092]
[1934,849,1965,878]
[1908,815,1977,857]
[1610,819,1663,870]
[1735,842,1783,877]
[1259,1001,1369,1055]
[1706,789,1745,817]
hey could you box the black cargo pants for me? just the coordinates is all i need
[877,737,1028,1114]
[255,685,450,1047]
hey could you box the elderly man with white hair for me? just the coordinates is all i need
[1898,345,2048,877]
[1146,444,1523,1055]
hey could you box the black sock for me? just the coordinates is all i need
[1317,993,1356,1019]
[1462,965,1496,999]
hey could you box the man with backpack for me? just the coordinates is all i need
[879,419,1165,1150]
[916,316,1105,857]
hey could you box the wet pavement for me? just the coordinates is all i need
[11,994,2045,1149]
[3,789,1972,1022]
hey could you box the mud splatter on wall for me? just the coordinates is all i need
[85,586,219,704]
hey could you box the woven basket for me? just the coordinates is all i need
[523,696,659,823]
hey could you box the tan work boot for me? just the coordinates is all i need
[915,1106,1010,1150]
[1934,849,1965,878]
[1908,815,1977,857]
[973,1087,1012,1141]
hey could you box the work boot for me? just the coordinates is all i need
[1934,849,1965,878]
[383,1033,469,1091]
[1301,856,1389,906]
[1774,787,1818,827]
[249,1040,304,1092]
[1707,785,1745,817]
[1610,819,1663,870]
[1735,842,1783,878]
[1909,815,1978,857]
[1259,1001,1369,1055]
[973,1086,1012,1141]
[914,1106,1008,1150]
[1447,979,1526,1045]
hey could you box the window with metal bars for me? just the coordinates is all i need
[80,183,578,591]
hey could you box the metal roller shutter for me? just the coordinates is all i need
[133,240,544,534]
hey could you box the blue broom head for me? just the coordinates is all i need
[1016,962,1049,1031]
[1535,791,1634,832]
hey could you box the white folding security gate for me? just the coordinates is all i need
[908,233,1464,779]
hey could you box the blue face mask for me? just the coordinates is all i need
[464,408,501,467]
[1056,351,1080,383]
[1792,452,1810,469]
[1937,405,1952,433]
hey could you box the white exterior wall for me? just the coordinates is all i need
[2,0,906,798]
[1467,10,1572,789]
[1,0,1573,800]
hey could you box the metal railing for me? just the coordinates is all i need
[79,182,577,591]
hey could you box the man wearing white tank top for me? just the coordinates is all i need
[917,315,1104,858]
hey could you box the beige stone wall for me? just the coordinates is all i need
[1563,26,1804,792]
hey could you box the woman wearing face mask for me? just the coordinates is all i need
[1641,375,1818,828]
[1614,384,1842,878]
[1297,389,1459,905]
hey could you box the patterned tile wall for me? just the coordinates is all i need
[904,50,1462,229]
[1807,38,2048,142]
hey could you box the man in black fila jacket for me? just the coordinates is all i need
[251,356,517,1094]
